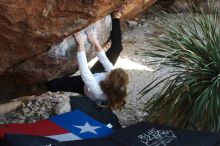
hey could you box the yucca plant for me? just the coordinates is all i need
[139,0,220,132]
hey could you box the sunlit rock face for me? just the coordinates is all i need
[10,16,112,83]
[0,0,156,102]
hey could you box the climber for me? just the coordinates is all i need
[46,11,129,110]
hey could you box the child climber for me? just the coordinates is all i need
[47,11,129,110]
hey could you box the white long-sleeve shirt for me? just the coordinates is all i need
[77,50,114,102]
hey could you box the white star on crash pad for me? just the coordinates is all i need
[73,122,101,134]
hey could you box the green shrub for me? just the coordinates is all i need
[140,0,220,132]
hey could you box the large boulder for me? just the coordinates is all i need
[0,0,124,76]
[0,16,112,103]
[0,0,156,103]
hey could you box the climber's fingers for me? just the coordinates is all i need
[74,32,83,40]
[74,32,85,46]
[112,0,132,19]
[112,10,122,19]
[86,29,98,45]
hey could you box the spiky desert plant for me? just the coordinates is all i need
[140,0,220,132]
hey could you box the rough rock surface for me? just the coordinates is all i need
[120,0,157,19]
[0,0,122,75]
[0,0,156,102]
[0,92,74,124]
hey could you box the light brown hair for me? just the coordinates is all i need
[100,68,129,110]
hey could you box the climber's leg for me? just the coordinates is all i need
[47,75,85,95]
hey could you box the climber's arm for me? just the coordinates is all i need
[87,31,114,72]
[74,33,103,99]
